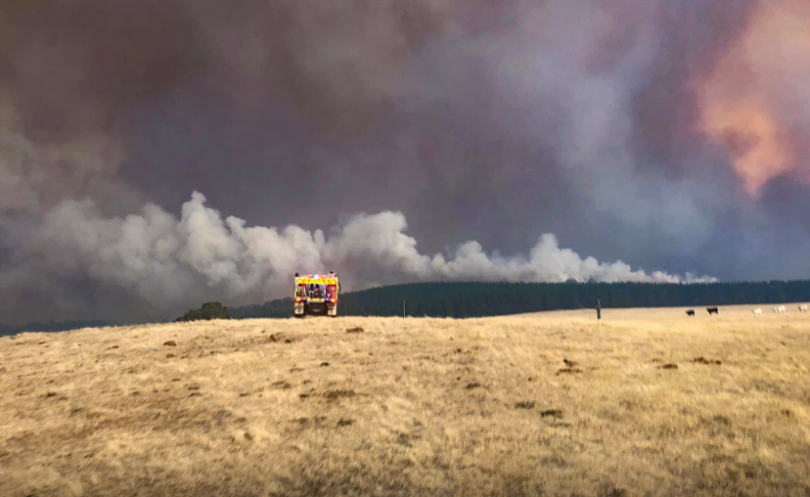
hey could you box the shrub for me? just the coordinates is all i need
[176,302,230,322]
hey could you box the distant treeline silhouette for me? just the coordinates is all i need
[5,281,810,336]
[230,281,810,319]
[0,320,111,337]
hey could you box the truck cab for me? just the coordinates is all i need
[294,272,339,317]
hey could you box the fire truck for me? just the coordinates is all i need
[294,272,340,317]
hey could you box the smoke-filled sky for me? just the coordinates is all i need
[1,0,809,324]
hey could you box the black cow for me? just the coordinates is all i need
[707,307,719,315]
[686,310,695,317]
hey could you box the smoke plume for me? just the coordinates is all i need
[2,191,714,323]
[1,0,809,323]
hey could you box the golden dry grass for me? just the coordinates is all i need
[2,305,810,497]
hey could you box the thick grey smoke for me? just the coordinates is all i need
[3,190,714,323]
[1,0,808,323]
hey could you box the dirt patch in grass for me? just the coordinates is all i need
[692,357,722,365]
[540,409,564,419]
[324,389,356,401]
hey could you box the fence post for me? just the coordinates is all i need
[596,299,602,320]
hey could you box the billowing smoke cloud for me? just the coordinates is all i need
[3,191,713,323]
[1,0,809,323]
[698,0,810,195]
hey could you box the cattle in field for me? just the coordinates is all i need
[707,307,719,315]
[773,305,786,313]
[686,310,695,317]
[752,308,762,316]
[799,305,808,312]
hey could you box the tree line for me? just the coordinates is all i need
[0,301,232,337]
[0,320,111,338]
[5,280,810,336]
[229,280,810,319]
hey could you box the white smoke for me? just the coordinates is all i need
[9,192,714,315]
[0,80,719,324]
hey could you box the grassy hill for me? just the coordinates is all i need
[2,306,809,496]
[231,280,810,319]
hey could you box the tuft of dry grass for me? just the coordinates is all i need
[2,305,810,496]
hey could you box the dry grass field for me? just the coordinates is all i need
[2,305,810,497]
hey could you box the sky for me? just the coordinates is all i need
[1,0,809,324]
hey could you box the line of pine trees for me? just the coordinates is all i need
[5,281,810,337]
[229,281,810,319]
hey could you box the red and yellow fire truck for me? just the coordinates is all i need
[294,272,340,317]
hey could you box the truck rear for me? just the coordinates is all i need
[294,272,339,317]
